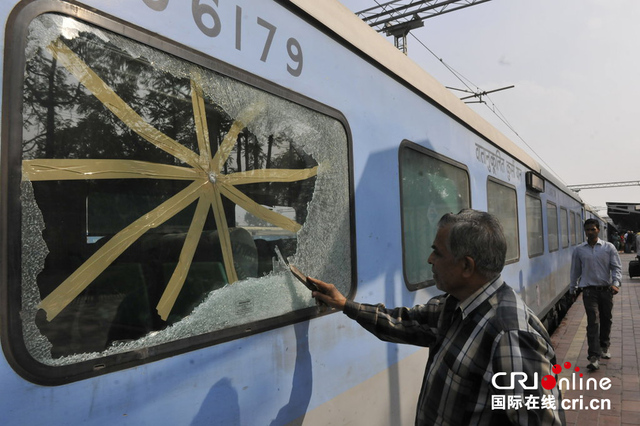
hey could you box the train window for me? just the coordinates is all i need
[577,214,585,243]
[487,178,519,263]
[399,141,470,290]
[570,212,577,245]
[560,207,569,248]
[525,194,544,257]
[547,202,559,252]
[8,13,352,380]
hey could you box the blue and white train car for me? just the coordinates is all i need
[0,0,593,424]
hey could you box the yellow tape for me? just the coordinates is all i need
[156,194,210,321]
[38,180,208,320]
[34,38,320,322]
[211,104,264,173]
[209,185,239,283]
[48,40,202,170]
[191,79,213,164]
[22,159,202,181]
[221,166,318,185]
[219,183,302,233]
[212,120,243,174]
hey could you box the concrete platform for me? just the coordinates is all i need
[550,252,640,425]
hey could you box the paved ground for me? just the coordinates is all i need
[550,252,640,425]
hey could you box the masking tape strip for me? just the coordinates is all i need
[212,120,244,174]
[219,183,302,233]
[22,159,201,181]
[29,38,326,325]
[211,103,264,173]
[191,79,212,162]
[209,186,239,283]
[48,40,201,169]
[222,166,318,185]
[156,195,210,320]
[38,180,207,321]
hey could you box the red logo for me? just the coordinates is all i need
[541,361,581,390]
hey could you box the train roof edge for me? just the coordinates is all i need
[287,0,541,173]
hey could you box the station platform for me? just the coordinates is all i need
[550,252,640,425]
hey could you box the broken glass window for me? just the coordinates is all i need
[18,14,351,366]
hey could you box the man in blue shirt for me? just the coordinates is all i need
[570,218,622,371]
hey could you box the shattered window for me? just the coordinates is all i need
[399,141,470,290]
[17,14,352,368]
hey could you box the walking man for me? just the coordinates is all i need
[570,218,622,370]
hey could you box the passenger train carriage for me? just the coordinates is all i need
[0,0,605,424]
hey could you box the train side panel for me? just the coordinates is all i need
[0,1,585,425]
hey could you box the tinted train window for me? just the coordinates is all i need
[525,194,543,257]
[547,202,559,252]
[560,207,569,248]
[487,178,519,263]
[570,211,577,245]
[399,141,470,290]
[577,214,585,243]
[9,13,352,378]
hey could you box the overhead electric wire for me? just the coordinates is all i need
[408,31,568,186]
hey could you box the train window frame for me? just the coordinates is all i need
[577,212,585,243]
[560,207,569,248]
[570,211,577,246]
[398,140,471,290]
[546,202,559,253]
[486,177,519,264]
[525,193,544,258]
[1,2,356,385]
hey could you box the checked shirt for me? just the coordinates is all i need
[343,276,565,425]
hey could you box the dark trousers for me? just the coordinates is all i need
[582,287,614,359]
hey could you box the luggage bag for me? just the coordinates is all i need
[629,256,640,278]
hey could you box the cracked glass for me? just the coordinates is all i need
[18,14,351,366]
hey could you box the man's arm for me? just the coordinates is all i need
[609,244,622,293]
[569,249,581,294]
[308,276,440,347]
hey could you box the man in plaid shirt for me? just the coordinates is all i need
[310,209,565,425]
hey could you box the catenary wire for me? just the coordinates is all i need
[408,31,567,185]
